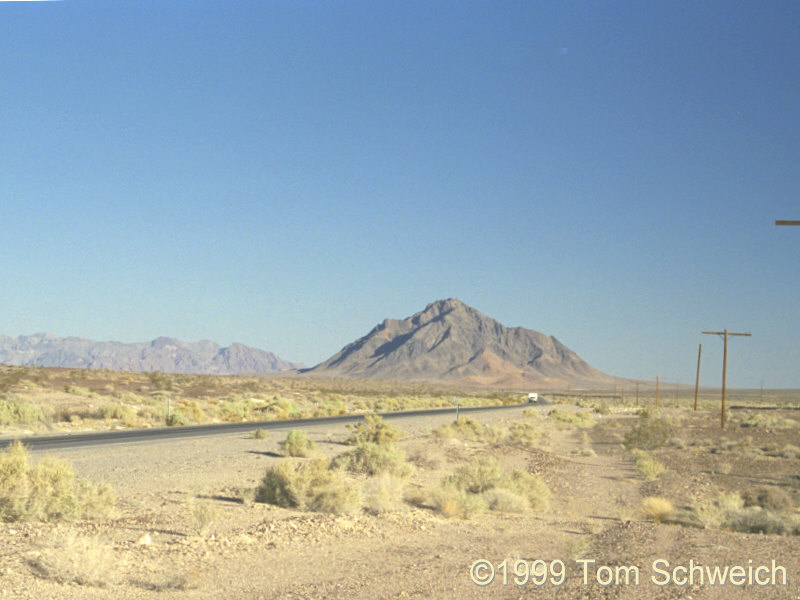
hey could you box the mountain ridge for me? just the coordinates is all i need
[305,298,617,387]
[0,333,302,375]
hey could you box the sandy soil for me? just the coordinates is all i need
[1,404,799,599]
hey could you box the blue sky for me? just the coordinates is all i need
[1,1,798,388]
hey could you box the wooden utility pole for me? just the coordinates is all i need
[701,329,752,428]
[648,376,660,408]
[693,344,702,411]
[635,381,639,406]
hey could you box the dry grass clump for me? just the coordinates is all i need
[345,414,403,445]
[28,533,120,587]
[0,441,115,522]
[249,428,269,440]
[639,496,674,523]
[632,450,665,481]
[280,430,316,457]
[623,417,671,450]
[255,458,359,514]
[331,441,413,477]
[547,409,594,428]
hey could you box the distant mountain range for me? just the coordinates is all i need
[0,333,303,375]
[304,298,617,387]
[1,300,617,385]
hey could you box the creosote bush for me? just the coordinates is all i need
[433,456,550,518]
[345,414,403,446]
[332,441,413,477]
[548,409,594,428]
[741,486,793,512]
[632,450,665,481]
[255,458,359,514]
[281,430,316,457]
[623,417,671,450]
[0,441,115,522]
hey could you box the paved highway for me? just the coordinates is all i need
[0,402,531,451]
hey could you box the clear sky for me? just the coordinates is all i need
[1,1,798,388]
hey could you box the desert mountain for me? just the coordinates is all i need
[305,299,616,387]
[0,333,302,375]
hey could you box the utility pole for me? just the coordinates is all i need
[635,381,639,406]
[701,329,752,428]
[648,376,660,408]
[693,344,702,411]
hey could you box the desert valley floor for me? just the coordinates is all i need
[1,395,799,599]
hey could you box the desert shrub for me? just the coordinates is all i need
[281,430,316,457]
[255,458,327,508]
[736,412,797,429]
[64,385,93,397]
[429,485,487,519]
[176,400,205,423]
[695,491,744,529]
[444,456,550,511]
[0,397,44,425]
[266,397,301,420]
[482,488,530,513]
[188,498,219,536]
[433,416,485,441]
[166,411,189,427]
[220,400,252,422]
[548,409,594,427]
[250,428,269,440]
[345,414,403,446]
[729,507,788,535]
[741,486,793,512]
[446,456,506,494]
[637,406,661,419]
[0,441,115,522]
[481,424,508,445]
[632,450,665,481]
[508,422,538,447]
[362,474,407,514]
[640,497,674,523]
[255,459,358,513]
[305,476,361,514]
[623,418,671,450]
[593,403,611,415]
[96,403,137,426]
[522,407,541,419]
[504,469,551,511]
[769,444,800,459]
[332,442,412,477]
